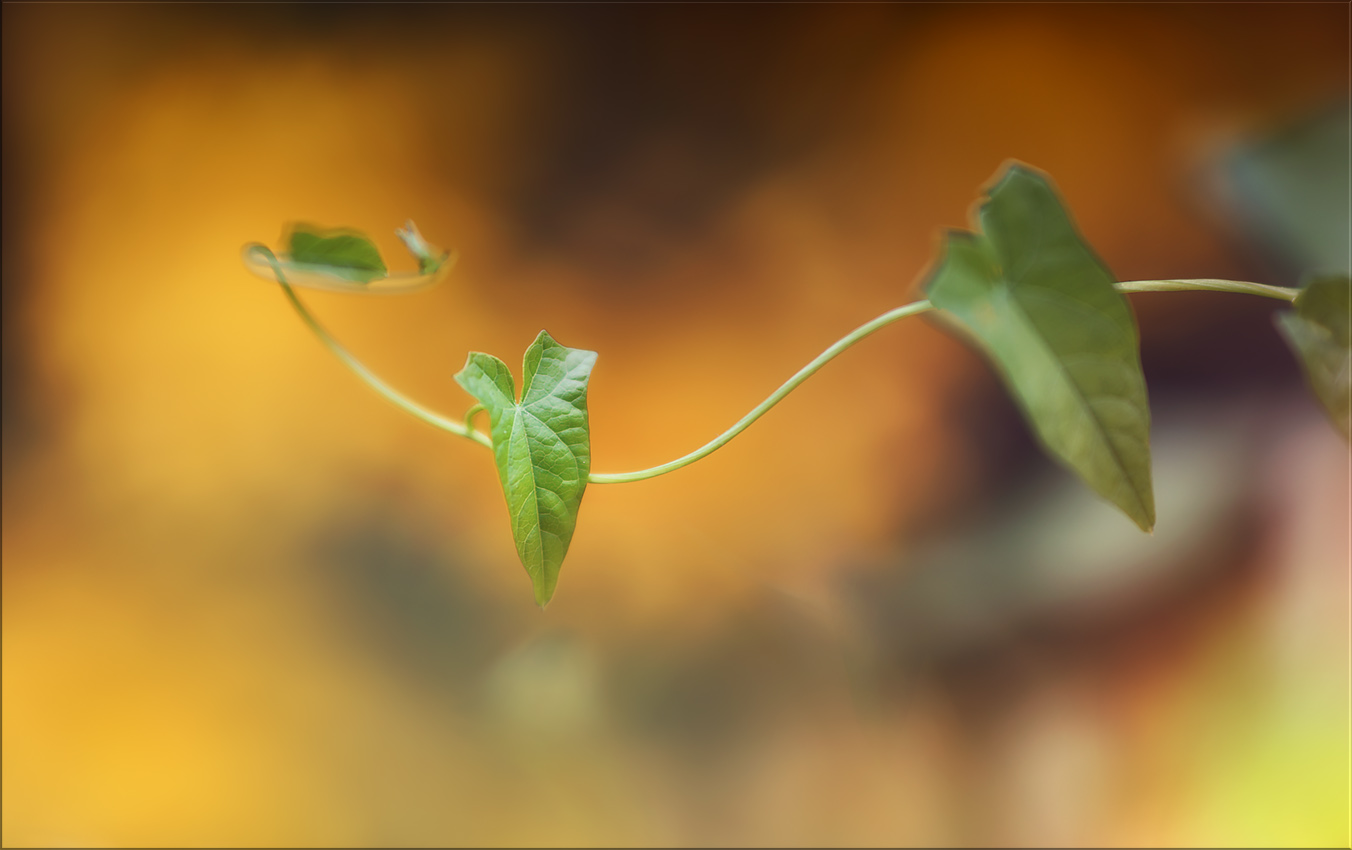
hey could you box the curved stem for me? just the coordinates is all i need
[1116,278,1299,301]
[257,246,492,449]
[587,299,935,484]
[258,251,1297,485]
[587,277,1297,484]
[464,403,487,438]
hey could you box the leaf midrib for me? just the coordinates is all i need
[1001,270,1150,523]
[505,408,544,571]
[509,402,585,570]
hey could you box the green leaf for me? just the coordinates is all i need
[285,223,388,283]
[455,331,597,607]
[925,163,1155,531]
[1276,273,1351,441]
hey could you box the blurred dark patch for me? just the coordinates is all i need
[1136,292,1304,398]
[873,509,1266,708]
[1219,104,1351,280]
[504,8,780,280]
[311,501,516,703]
[608,590,841,758]
[846,408,1274,707]
[928,357,1050,530]
[499,5,910,286]
[1,7,47,461]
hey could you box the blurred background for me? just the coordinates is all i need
[3,4,1348,846]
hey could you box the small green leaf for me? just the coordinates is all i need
[1276,273,1351,441]
[286,223,388,283]
[455,331,597,607]
[925,163,1156,531]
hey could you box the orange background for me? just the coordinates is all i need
[3,4,1348,846]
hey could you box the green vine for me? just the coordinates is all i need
[242,164,1349,606]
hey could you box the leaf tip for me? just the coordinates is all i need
[1119,480,1156,533]
[993,158,1043,178]
[452,354,475,390]
[533,581,557,609]
[1129,498,1156,534]
[986,159,1051,192]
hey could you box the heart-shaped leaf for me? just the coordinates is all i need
[925,163,1155,531]
[1276,273,1351,441]
[286,223,389,283]
[455,331,597,607]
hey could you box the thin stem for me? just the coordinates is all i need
[1116,278,1299,301]
[464,403,487,437]
[257,248,1297,485]
[587,299,935,484]
[256,246,492,449]
[587,277,1297,484]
